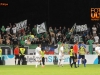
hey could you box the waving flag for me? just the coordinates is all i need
[15,20,27,31]
[37,22,46,34]
[42,45,58,55]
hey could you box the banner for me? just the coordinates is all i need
[37,22,46,34]
[2,55,99,65]
[76,24,87,32]
[15,20,27,31]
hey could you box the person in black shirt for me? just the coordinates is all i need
[69,35,74,44]
[62,36,66,43]
[9,24,13,34]
[26,26,30,35]
[97,24,100,38]
[45,38,49,45]
[58,26,62,33]
[54,27,58,34]
[12,36,18,51]
[2,36,6,44]
[36,39,41,44]
[62,26,67,35]
[31,39,35,44]
[41,38,46,45]
[12,36,18,45]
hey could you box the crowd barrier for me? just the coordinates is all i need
[0,55,98,65]
[0,44,96,55]
[0,44,98,65]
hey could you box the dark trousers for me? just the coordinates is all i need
[20,55,25,65]
[0,57,2,65]
[15,55,20,65]
[98,56,100,64]
[69,56,74,65]
[42,57,45,65]
[0,57,1,60]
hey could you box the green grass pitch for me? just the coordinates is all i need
[0,64,100,75]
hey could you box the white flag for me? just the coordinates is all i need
[74,34,79,42]
[76,24,87,32]
[37,22,46,34]
[15,20,27,31]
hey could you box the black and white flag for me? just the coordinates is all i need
[37,22,46,34]
[74,34,79,42]
[76,24,87,32]
[15,20,27,31]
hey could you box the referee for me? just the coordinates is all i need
[73,41,79,68]
[19,45,26,65]
[14,45,20,65]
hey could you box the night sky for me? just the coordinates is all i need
[0,0,100,28]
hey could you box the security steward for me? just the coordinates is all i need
[69,46,74,68]
[41,49,45,67]
[0,47,2,65]
[19,45,26,65]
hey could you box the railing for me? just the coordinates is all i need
[0,44,96,55]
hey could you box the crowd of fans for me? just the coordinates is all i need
[0,23,69,46]
[0,23,100,54]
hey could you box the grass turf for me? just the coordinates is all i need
[0,64,100,75]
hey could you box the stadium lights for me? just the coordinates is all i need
[0,3,8,6]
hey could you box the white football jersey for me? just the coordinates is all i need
[59,46,64,56]
[35,47,41,56]
[95,46,100,54]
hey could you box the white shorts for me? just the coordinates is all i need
[35,55,42,61]
[59,55,64,60]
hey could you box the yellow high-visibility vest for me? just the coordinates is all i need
[19,48,25,55]
[41,51,45,57]
[70,49,74,56]
[0,49,2,57]
[79,46,85,55]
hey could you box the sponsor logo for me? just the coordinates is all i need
[91,8,100,21]
[25,56,70,63]
[94,58,98,64]
[1,55,70,63]
[1,55,14,60]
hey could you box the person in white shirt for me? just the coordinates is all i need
[95,43,100,64]
[12,25,17,34]
[92,25,97,36]
[6,26,10,33]
[58,43,64,67]
[35,44,42,68]
[94,34,99,43]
